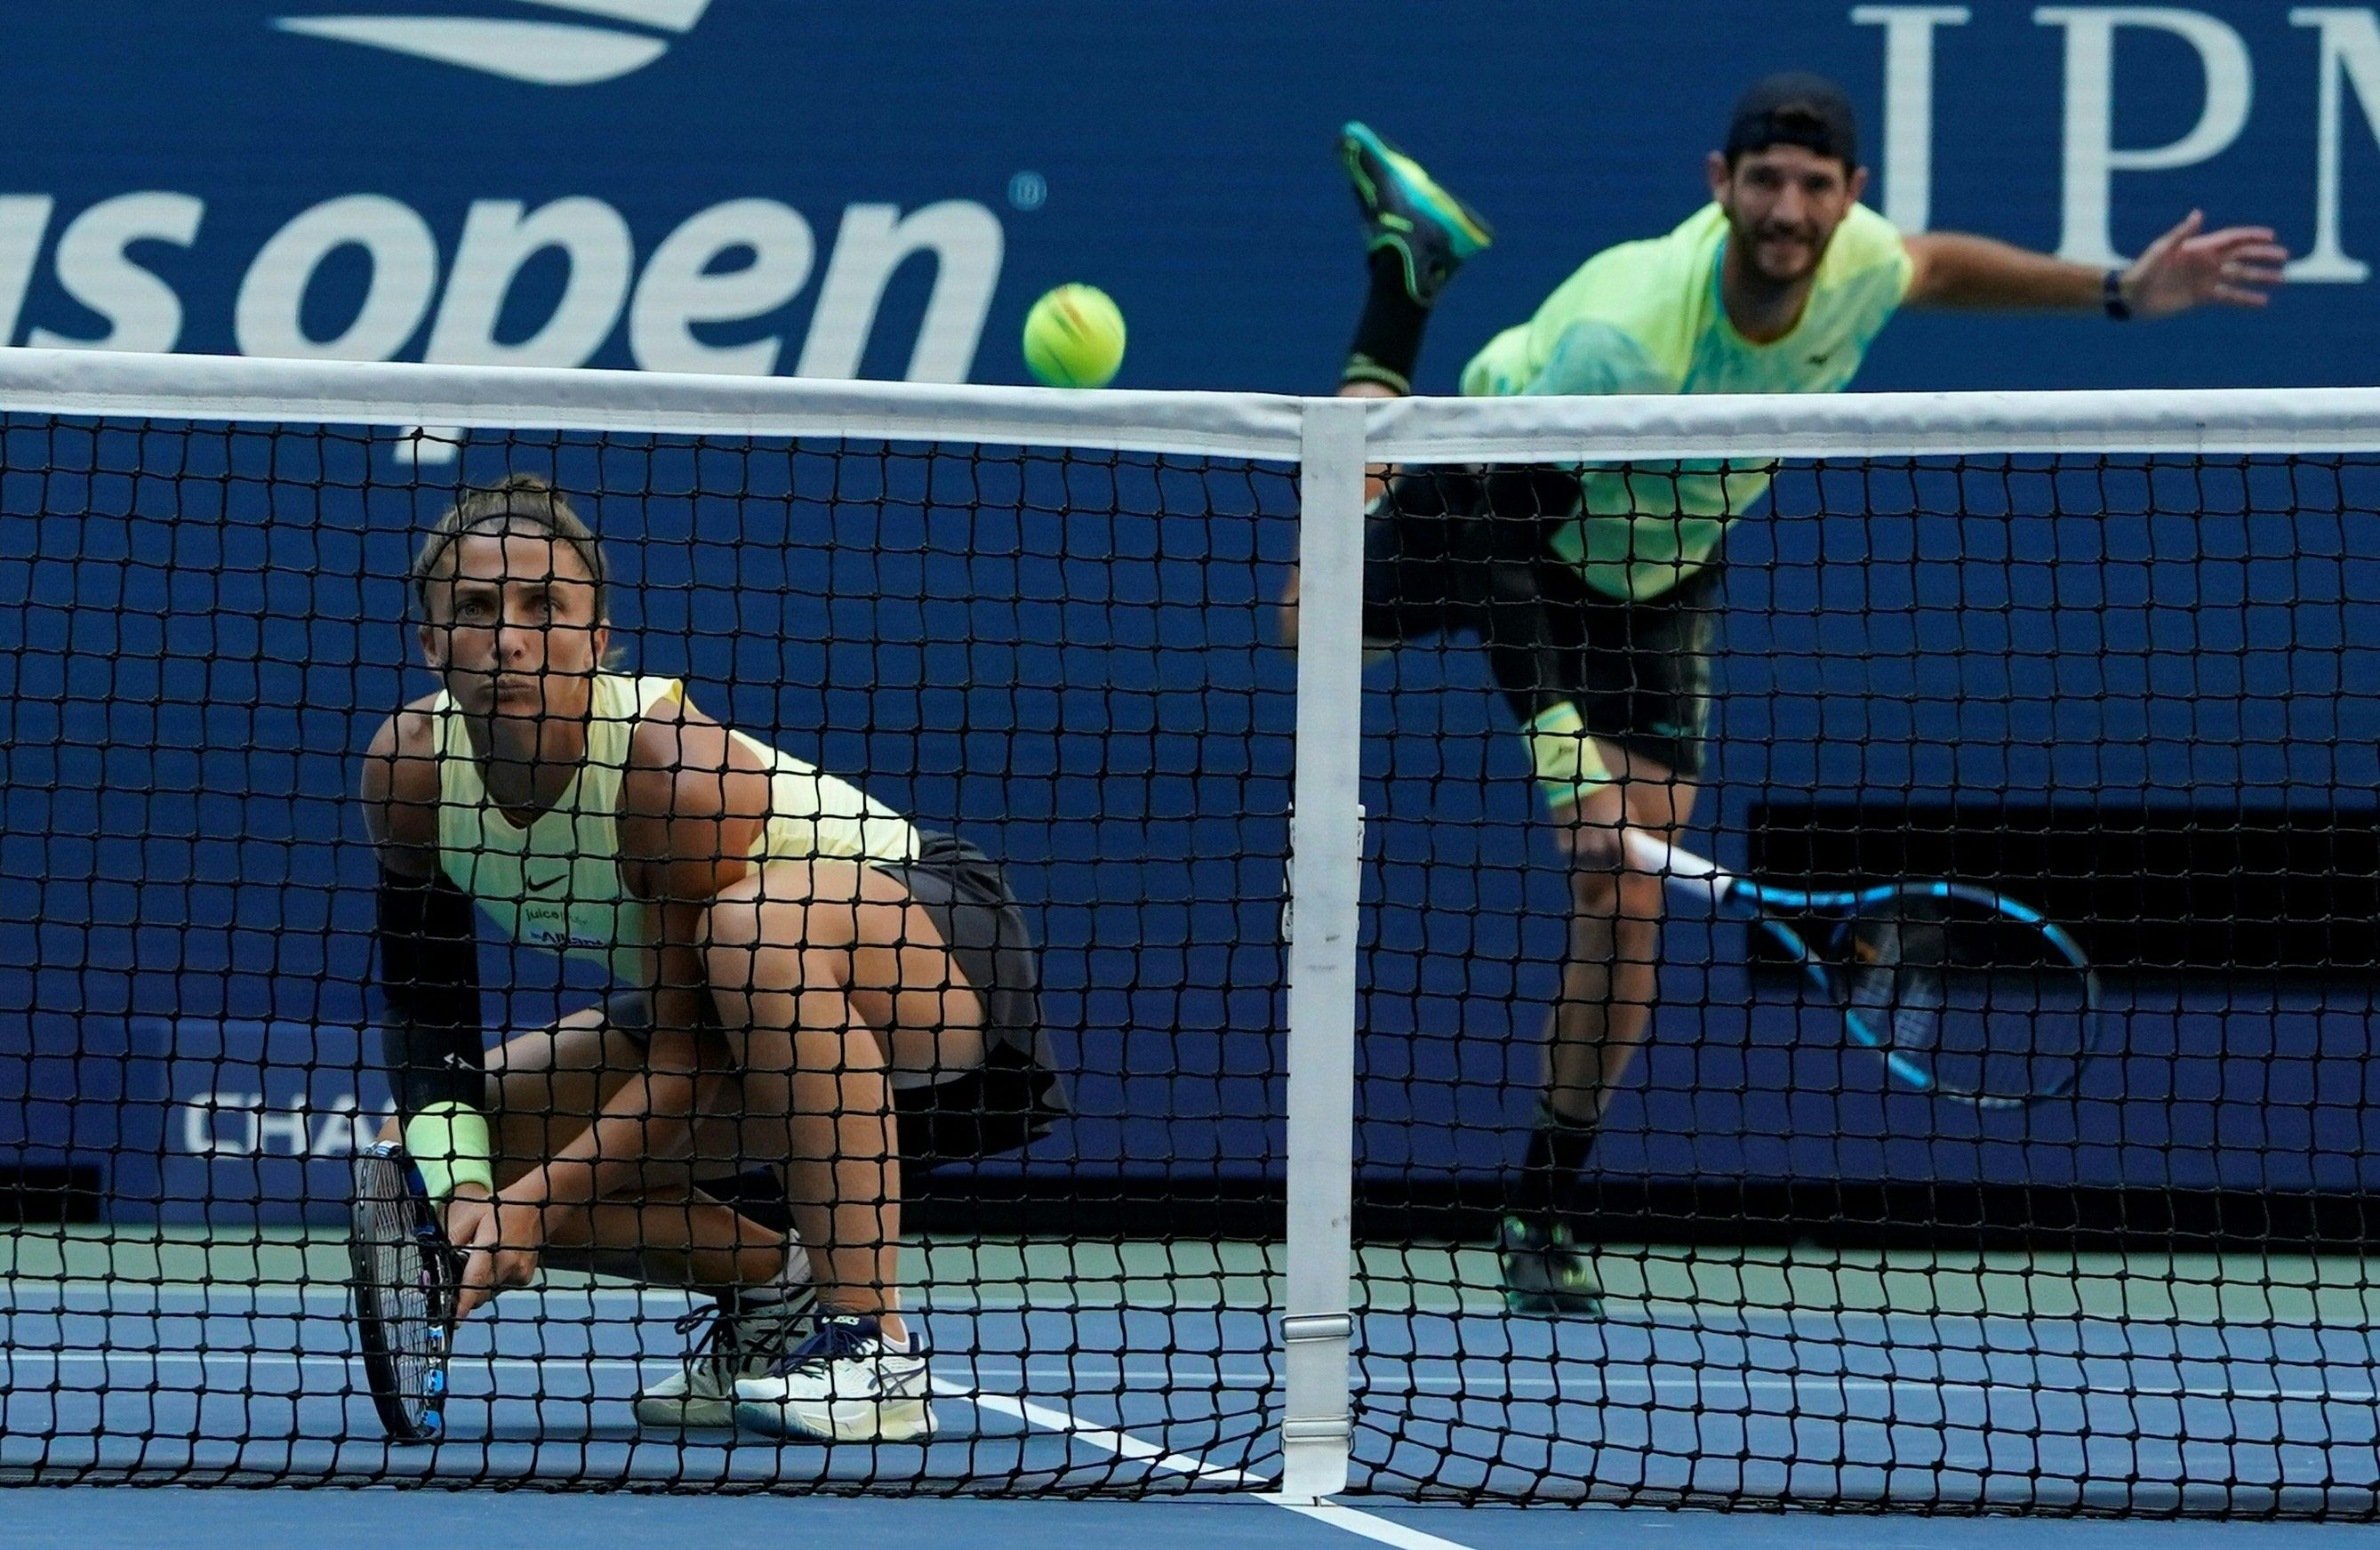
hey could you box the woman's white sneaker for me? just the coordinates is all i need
[634,1287,817,1430]
[732,1313,935,1442]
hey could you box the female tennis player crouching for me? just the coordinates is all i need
[364,474,1060,1443]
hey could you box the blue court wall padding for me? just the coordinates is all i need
[0,3,2372,399]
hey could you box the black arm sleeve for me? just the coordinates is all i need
[374,862,486,1119]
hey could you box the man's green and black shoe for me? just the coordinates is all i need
[1498,1215,1606,1317]
[1340,121,1494,307]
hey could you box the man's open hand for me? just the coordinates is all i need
[2123,210,2288,318]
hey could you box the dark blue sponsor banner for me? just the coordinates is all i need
[4,1020,388,1225]
[133,1020,388,1226]
[0,2,2369,397]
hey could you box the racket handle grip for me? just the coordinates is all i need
[1620,828,1736,912]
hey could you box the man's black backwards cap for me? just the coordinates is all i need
[1724,72,1859,168]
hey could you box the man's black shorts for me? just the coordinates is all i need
[1358,465,1719,781]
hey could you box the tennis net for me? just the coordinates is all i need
[0,352,2374,1512]
[1347,406,2380,1514]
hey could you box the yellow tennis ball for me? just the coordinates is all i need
[1022,284,1126,389]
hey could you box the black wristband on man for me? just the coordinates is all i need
[2104,268,2133,320]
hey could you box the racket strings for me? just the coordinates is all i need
[352,1152,447,1432]
[1838,895,2096,1098]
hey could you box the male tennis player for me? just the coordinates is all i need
[365,474,1061,1438]
[1287,74,2286,1314]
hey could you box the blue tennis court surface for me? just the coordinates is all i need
[5,1486,2378,1550]
[5,1235,2376,1514]
[3,1279,1278,1490]
[1358,1308,2378,1509]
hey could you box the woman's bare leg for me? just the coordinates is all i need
[701,859,986,1345]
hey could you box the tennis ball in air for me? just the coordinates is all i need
[1022,284,1126,389]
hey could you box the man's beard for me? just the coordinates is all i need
[1739,221,1824,285]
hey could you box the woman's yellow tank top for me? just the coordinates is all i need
[433,672,918,983]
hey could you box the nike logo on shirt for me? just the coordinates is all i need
[525,871,567,895]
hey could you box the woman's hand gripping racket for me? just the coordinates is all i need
[1623,830,2104,1107]
[349,1141,463,1442]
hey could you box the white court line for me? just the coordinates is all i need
[1271,1500,1478,1550]
[929,1377,1259,1485]
[926,1380,1475,1550]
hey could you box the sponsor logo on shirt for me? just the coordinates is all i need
[529,924,611,952]
[523,903,608,952]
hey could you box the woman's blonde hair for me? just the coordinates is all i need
[408,473,608,620]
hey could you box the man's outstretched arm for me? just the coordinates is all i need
[1904,210,2287,317]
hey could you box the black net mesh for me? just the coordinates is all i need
[0,421,1298,1490]
[1350,453,2380,1514]
[2,419,2376,1514]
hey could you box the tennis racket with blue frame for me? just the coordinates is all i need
[1623,830,2104,1107]
[349,1141,461,1442]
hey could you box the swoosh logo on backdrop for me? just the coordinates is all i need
[272,0,711,86]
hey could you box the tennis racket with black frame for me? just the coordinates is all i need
[349,1140,462,1442]
[1623,829,2104,1107]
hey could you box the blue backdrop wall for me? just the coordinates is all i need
[1,3,2373,394]
[0,1,2374,1224]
